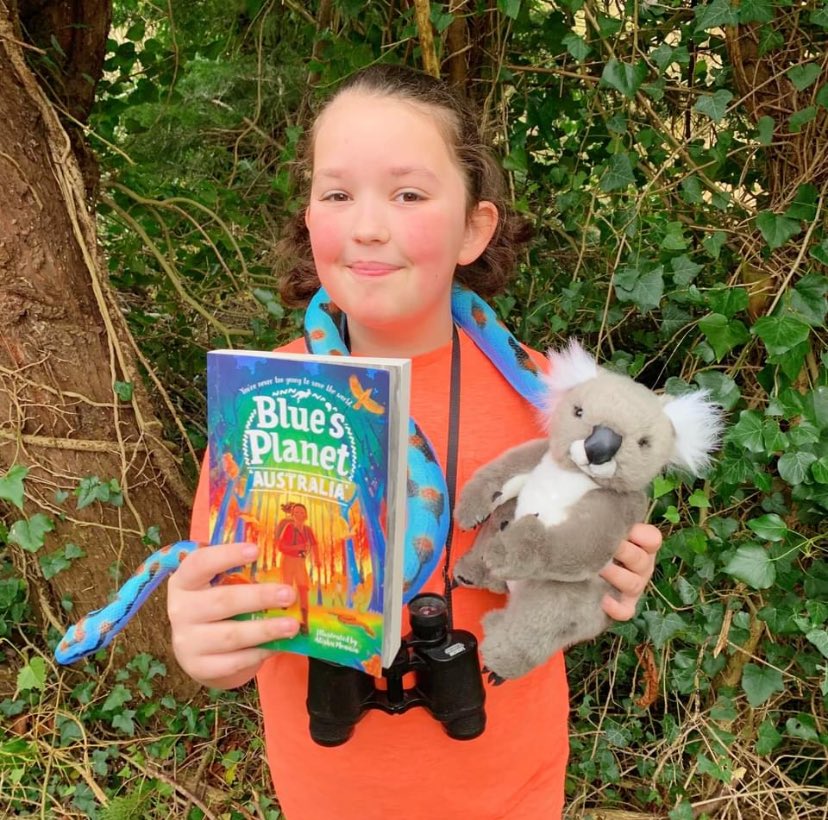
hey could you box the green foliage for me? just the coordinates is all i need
[6,0,824,816]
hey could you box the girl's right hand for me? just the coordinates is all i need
[167,542,299,690]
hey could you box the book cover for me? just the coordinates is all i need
[207,349,411,673]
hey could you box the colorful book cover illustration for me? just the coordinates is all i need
[207,350,411,673]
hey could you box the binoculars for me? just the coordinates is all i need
[306,593,486,746]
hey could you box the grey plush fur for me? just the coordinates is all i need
[454,340,722,682]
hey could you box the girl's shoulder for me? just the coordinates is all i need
[274,336,307,354]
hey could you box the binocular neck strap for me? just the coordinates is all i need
[441,324,461,628]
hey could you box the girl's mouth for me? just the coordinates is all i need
[348,262,401,276]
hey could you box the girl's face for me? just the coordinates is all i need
[305,91,497,356]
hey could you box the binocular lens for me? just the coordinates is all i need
[408,593,448,641]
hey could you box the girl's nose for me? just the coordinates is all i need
[351,201,389,244]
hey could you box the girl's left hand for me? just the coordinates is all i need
[599,523,662,622]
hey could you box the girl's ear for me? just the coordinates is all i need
[458,201,499,265]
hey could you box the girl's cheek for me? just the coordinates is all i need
[306,210,343,264]
[400,210,460,262]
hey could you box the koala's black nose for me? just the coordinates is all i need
[585,425,622,464]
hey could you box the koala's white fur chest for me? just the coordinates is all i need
[512,453,599,525]
[502,454,599,596]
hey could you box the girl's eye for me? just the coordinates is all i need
[321,191,349,202]
[573,405,583,418]
[396,190,423,203]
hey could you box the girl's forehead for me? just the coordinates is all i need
[314,91,455,154]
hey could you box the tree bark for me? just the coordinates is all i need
[0,0,198,696]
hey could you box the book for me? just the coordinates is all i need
[206,349,411,674]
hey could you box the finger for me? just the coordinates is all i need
[169,581,296,625]
[627,523,662,553]
[611,540,655,578]
[600,560,648,600]
[181,615,301,657]
[170,542,258,592]
[601,592,637,622]
[189,646,280,684]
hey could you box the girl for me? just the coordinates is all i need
[168,64,661,819]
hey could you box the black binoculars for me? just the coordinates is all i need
[306,593,486,746]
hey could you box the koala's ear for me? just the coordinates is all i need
[544,339,598,398]
[662,391,724,475]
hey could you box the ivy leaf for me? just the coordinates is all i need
[806,629,828,659]
[17,658,47,692]
[747,513,788,541]
[755,211,802,249]
[786,715,819,742]
[789,273,828,326]
[681,176,703,205]
[8,514,55,553]
[670,255,703,286]
[727,410,765,453]
[695,0,738,31]
[752,315,810,356]
[650,42,674,71]
[39,551,71,580]
[755,719,783,755]
[600,59,647,98]
[741,663,784,706]
[688,489,710,508]
[756,115,775,145]
[778,451,818,485]
[738,0,774,23]
[600,152,636,192]
[708,285,749,317]
[0,465,28,511]
[698,313,750,361]
[723,544,776,589]
[811,4,828,26]
[112,709,136,737]
[787,63,822,91]
[102,683,132,712]
[788,106,817,133]
[642,610,686,649]
[811,456,828,484]
[785,183,819,221]
[562,32,590,61]
[703,230,727,259]
[614,264,664,311]
[113,381,133,402]
[697,753,732,783]
[694,89,733,123]
[694,371,741,411]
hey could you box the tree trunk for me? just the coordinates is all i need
[0,0,198,696]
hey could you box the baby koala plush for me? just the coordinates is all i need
[453,340,722,682]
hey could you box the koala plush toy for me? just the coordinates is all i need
[454,340,723,683]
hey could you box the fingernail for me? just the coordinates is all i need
[275,590,294,607]
[241,543,258,560]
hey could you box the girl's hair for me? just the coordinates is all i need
[276,64,532,307]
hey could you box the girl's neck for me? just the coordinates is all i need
[346,310,454,359]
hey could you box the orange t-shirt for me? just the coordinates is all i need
[190,330,569,819]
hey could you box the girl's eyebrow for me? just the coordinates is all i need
[313,166,439,182]
[389,166,439,182]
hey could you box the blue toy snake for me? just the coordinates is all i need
[54,284,546,664]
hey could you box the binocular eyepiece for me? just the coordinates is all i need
[306,593,486,746]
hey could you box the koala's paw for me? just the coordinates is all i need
[453,550,508,594]
[454,487,502,530]
[453,551,488,589]
[481,665,507,686]
[481,535,509,577]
